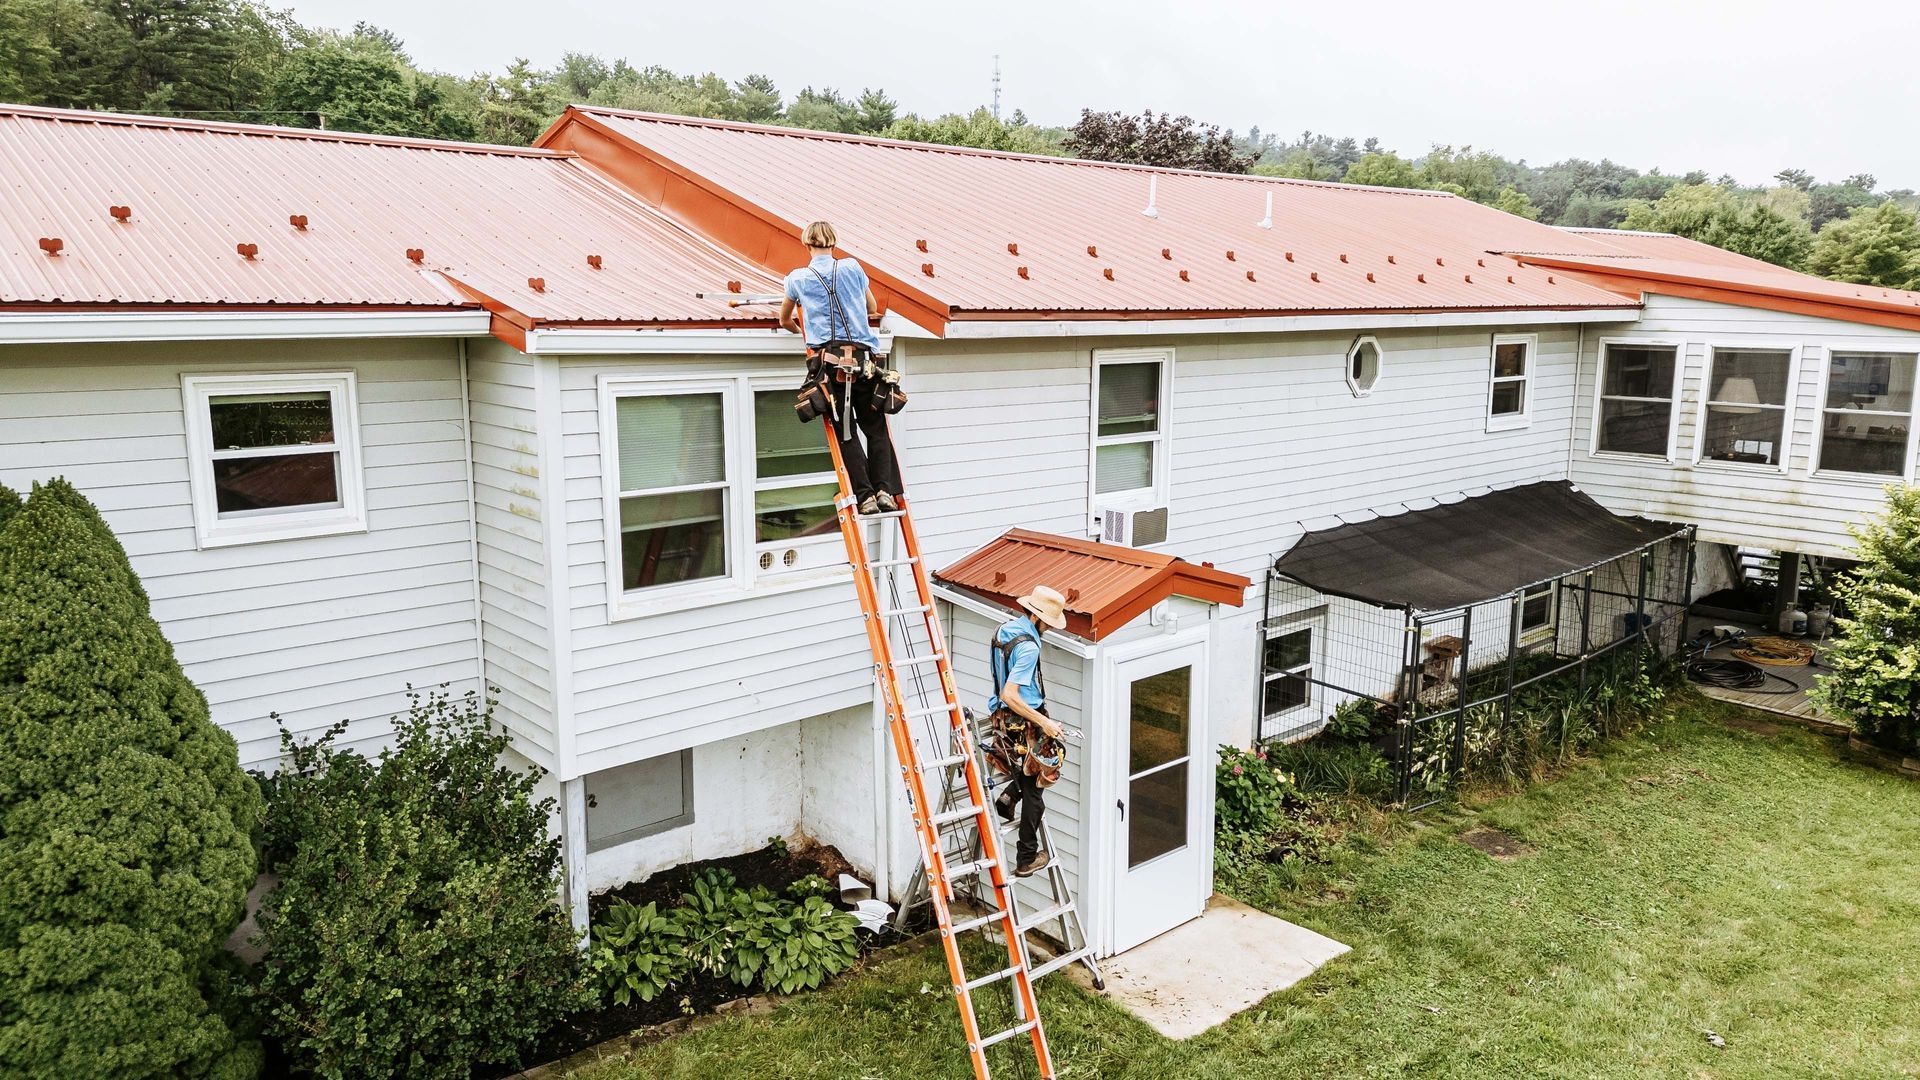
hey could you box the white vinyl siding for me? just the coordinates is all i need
[1571,294,1920,558]
[0,338,481,770]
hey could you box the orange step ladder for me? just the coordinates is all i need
[820,407,1057,1080]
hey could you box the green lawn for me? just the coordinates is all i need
[580,695,1920,1079]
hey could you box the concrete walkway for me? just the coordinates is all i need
[1070,894,1347,1040]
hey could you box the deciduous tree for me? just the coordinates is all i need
[1807,201,1920,290]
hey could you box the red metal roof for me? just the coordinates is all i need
[1502,227,1920,332]
[936,528,1248,642]
[544,107,1644,326]
[0,105,780,328]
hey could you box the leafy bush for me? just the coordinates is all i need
[1814,485,1920,755]
[0,479,262,1079]
[785,874,837,902]
[1215,743,1291,834]
[753,896,859,994]
[591,901,690,1005]
[253,688,590,1080]
[1268,740,1395,800]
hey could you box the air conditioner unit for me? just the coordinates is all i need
[1099,503,1169,547]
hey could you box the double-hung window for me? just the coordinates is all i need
[181,372,365,547]
[1091,350,1170,502]
[1517,582,1557,645]
[1817,351,1917,478]
[610,386,732,594]
[1593,342,1679,457]
[1486,334,1533,430]
[1260,622,1317,741]
[752,386,841,571]
[1699,347,1793,468]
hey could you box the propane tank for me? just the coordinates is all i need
[1777,606,1807,636]
[1807,603,1833,638]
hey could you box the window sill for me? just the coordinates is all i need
[195,514,368,550]
[606,562,851,622]
[1811,467,1914,485]
[1689,458,1787,477]
[1485,414,1532,433]
[1587,449,1675,465]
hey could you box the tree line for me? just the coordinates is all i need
[4,0,1918,289]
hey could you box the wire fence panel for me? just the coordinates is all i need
[1261,528,1696,809]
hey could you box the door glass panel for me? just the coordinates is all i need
[1127,664,1192,868]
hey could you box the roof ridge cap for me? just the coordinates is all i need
[570,105,1463,197]
[0,102,565,158]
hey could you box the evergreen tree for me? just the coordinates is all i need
[1808,201,1920,290]
[0,479,262,1078]
[1813,486,1920,755]
[0,484,17,532]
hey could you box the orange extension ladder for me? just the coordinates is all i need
[819,404,1057,1080]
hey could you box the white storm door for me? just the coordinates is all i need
[1110,639,1208,953]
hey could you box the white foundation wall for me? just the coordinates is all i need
[584,720,804,893]
[797,705,881,879]
[1570,294,1920,559]
[0,337,481,770]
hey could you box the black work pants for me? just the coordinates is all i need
[1001,766,1046,866]
[829,375,901,503]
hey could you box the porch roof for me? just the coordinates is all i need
[1270,481,1689,613]
[936,528,1249,642]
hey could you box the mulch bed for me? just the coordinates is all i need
[484,840,906,1078]
[1459,825,1533,861]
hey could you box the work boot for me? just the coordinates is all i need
[1015,851,1051,878]
[876,492,899,513]
[857,494,879,515]
[994,787,1017,823]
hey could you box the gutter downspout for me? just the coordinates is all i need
[1568,322,1586,479]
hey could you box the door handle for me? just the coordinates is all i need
[1116,799,1125,821]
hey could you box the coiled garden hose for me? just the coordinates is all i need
[1685,655,1802,694]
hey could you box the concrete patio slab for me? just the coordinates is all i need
[1070,894,1348,1040]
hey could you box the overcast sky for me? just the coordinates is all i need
[285,0,1920,189]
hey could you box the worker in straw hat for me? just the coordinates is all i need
[984,585,1068,878]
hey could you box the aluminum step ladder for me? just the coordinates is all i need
[893,702,1104,993]
[819,407,1057,1080]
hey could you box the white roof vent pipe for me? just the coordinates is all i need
[1141,175,1159,219]
[1257,189,1274,230]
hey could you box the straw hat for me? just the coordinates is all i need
[1017,585,1068,630]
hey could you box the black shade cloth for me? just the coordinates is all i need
[1271,481,1688,612]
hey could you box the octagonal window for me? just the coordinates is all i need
[1346,335,1383,396]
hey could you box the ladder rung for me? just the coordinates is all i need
[943,858,996,882]
[931,803,986,827]
[904,701,960,720]
[963,964,1025,994]
[918,753,969,771]
[974,1020,1039,1051]
[947,908,1011,936]
[879,603,933,619]
[862,510,908,521]
[1028,948,1090,981]
[891,652,946,669]
[1016,903,1073,933]
[868,556,920,569]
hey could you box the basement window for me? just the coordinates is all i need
[1517,582,1558,644]
[585,750,694,851]
[182,372,366,548]
[1346,336,1382,396]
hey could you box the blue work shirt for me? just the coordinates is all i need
[986,615,1045,714]
[784,255,880,350]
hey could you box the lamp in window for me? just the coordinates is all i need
[1711,376,1762,461]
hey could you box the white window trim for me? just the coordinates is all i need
[1345,334,1383,397]
[1089,347,1174,518]
[601,371,856,621]
[181,371,366,549]
[1589,338,1686,462]
[748,377,845,575]
[1516,581,1558,646]
[1692,343,1798,475]
[1811,346,1920,483]
[1485,333,1536,432]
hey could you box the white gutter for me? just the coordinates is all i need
[0,309,491,344]
[525,326,894,355]
[931,583,1099,660]
[941,306,1641,340]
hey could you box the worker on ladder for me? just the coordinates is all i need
[779,221,903,516]
[986,586,1070,878]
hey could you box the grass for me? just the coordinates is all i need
[577,694,1920,1079]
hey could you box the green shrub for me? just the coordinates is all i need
[1814,485,1920,755]
[1215,743,1291,834]
[752,896,859,994]
[0,479,262,1079]
[1268,740,1394,800]
[591,901,691,1005]
[253,688,590,1080]
[0,483,18,532]
[784,873,836,902]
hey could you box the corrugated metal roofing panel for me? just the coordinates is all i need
[569,108,1644,318]
[937,528,1247,641]
[0,105,780,323]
